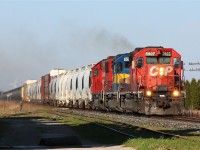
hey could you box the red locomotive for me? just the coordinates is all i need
[130,46,185,115]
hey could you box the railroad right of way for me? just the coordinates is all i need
[53,108,200,142]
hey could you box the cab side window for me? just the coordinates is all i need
[116,62,123,73]
[125,61,131,68]
[105,62,109,73]
[174,58,180,68]
[94,69,98,76]
[137,57,143,68]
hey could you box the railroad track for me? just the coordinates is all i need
[149,115,200,124]
[173,116,200,123]
[66,107,200,124]
[49,108,200,143]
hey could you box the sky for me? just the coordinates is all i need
[0,0,200,91]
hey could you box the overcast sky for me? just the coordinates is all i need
[0,0,200,91]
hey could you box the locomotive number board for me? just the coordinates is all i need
[162,52,172,56]
[145,52,156,56]
[145,51,172,56]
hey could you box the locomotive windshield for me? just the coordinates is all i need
[146,57,170,64]
[159,57,170,64]
[146,57,157,64]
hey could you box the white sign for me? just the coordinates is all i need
[149,66,173,76]
[145,52,156,56]
[124,57,129,62]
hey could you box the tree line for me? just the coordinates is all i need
[185,78,200,110]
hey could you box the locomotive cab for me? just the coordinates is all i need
[113,53,132,92]
[132,47,185,115]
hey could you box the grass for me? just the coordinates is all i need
[124,137,200,150]
[0,100,200,150]
[0,100,53,118]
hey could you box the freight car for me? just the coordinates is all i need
[9,46,185,115]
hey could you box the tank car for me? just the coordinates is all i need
[22,80,38,102]
[68,65,94,108]
[47,65,94,107]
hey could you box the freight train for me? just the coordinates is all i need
[1,46,186,115]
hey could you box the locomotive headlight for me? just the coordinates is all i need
[159,67,164,76]
[173,90,179,97]
[146,90,152,97]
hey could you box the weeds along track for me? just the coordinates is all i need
[48,108,200,143]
